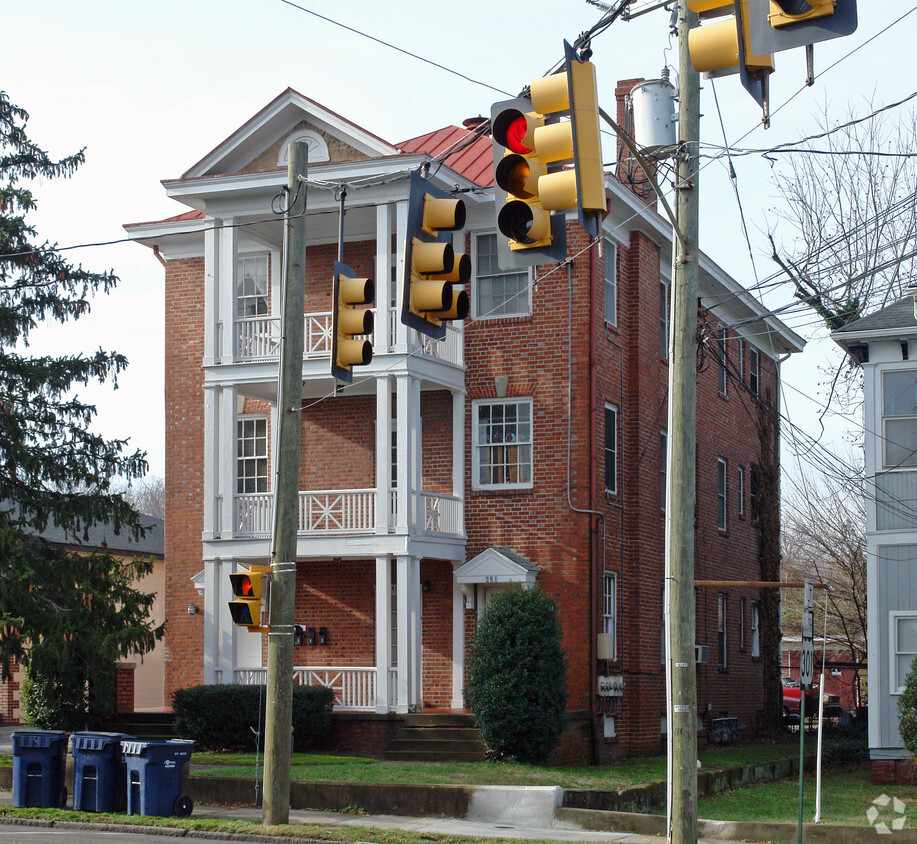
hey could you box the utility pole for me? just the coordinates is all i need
[667,2,701,842]
[262,141,308,827]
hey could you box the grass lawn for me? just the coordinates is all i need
[191,740,802,790]
[699,768,917,827]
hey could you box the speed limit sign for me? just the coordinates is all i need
[800,608,814,689]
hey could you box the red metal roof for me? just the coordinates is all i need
[125,209,205,229]
[399,125,493,187]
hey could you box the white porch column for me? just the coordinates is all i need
[394,200,409,349]
[218,218,237,363]
[375,204,392,353]
[452,388,465,500]
[203,557,219,684]
[203,386,219,540]
[395,375,412,535]
[451,575,465,708]
[375,554,392,713]
[410,555,422,708]
[203,221,219,367]
[220,386,238,539]
[395,553,417,712]
[375,376,392,534]
[410,376,423,528]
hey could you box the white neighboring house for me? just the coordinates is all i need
[833,293,917,781]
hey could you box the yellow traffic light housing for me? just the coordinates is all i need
[228,565,271,632]
[331,261,374,383]
[490,41,605,271]
[401,172,470,341]
[687,0,774,110]
[747,0,856,55]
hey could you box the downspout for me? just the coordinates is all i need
[153,244,167,268]
[565,251,605,764]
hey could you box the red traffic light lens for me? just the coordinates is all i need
[505,116,532,155]
[238,575,253,596]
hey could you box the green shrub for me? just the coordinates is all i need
[21,659,115,732]
[898,655,917,760]
[466,584,567,763]
[172,684,334,751]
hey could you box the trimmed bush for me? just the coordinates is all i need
[466,584,567,763]
[898,655,917,761]
[172,684,334,751]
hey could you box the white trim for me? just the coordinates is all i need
[889,610,917,694]
[471,398,534,491]
[277,130,329,165]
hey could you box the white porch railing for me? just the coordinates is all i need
[232,309,462,365]
[236,490,377,537]
[421,492,463,536]
[234,666,377,711]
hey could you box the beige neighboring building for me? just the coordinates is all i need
[0,516,166,723]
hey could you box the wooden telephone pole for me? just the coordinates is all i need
[667,2,701,841]
[262,141,308,827]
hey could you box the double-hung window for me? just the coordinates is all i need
[237,255,269,317]
[604,240,617,326]
[738,597,746,650]
[718,594,727,668]
[237,416,268,494]
[475,233,530,318]
[473,398,533,489]
[717,457,728,531]
[883,370,917,469]
[749,348,760,396]
[751,602,760,658]
[603,572,617,659]
[605,404,618,494]
[659,278,670,358]
[891,612,917,693]
[716,329,727,395]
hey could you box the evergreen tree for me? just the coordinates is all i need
[0,90,163,727]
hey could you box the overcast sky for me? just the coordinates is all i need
[5,1,916,487]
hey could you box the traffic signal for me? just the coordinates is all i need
[228,565,271,631]
[747,0,857,55]
[401,171,470,341]
[331,261,374,383]
[490,40,605,271]
[687,0,775,108]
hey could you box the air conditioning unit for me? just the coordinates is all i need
[695,644,709,664]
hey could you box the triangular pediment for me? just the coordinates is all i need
[454,546,540,585]
[182,88,399,180]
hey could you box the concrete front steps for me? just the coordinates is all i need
[385,712,486,762]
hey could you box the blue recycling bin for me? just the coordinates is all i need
[11,729,68,808]
[71,731,134,813]
[122,739,195,817]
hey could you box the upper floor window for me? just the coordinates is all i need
[237,416,268,494]
[604,240,617,326]
[883,370,917,469]
[717,457,727,531]
[738,596,746,650]
[716,329,727,395]
[472,398,533,489]
[749,347,760,396]
[237,255,269,318]
[659,278,670,358]
[737,466,745,517]
[660,430,668,511]
[737,339,745,382]
[605,404,618,494]
[475,233,530,319]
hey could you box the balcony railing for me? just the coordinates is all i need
[232,309,462,366]
[234,666,377,711]
[236,489,376,537]
[234,489,463,538]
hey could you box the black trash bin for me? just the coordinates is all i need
[71,731,134,813]
[122,739,195,817]
[11,729,68,808]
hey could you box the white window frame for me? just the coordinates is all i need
[659,278,670,359]
[605,404,618,494]
[717,457,728,531]
[236,255,270,318]
[473,233,531,319]
[472,398,533,490]
[604,239,617,326]
[751,601,760,658]
[890,611,917,693]
[716,329,727,395]
[237,415,269,494]
[749,347,760,396]
[660,430,668,512]
[603,571,617,660]
[738,597,746,650]
[882,369,917,470]
[737,338,745,382]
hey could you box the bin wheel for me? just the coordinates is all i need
[173,795,193,817]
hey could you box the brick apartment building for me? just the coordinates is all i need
[126,86,803,763]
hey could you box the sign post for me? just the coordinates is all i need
[797,582,815,843]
